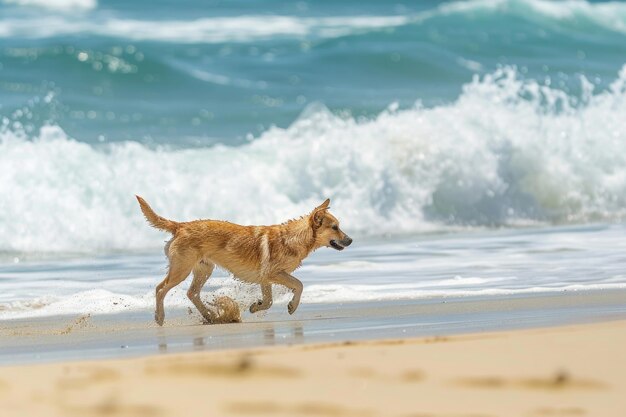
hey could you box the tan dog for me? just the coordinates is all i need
[136,196,352,325]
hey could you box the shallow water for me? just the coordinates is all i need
[1,0,626,321]
[1,224,625,320]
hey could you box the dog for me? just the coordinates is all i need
[136,196,352,325]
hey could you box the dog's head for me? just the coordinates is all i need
[309,199,352,251]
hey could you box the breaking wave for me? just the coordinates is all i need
[2,0,626,42]
[0,14,409,43]
[2,65,626,252]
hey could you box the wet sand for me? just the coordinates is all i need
[1,317,625,416]
[1,289,626,365]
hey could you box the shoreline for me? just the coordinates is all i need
[1,288,625,366]
[1,319,625,416]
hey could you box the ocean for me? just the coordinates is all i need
[1,0,626,321]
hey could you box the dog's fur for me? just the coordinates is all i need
[136,196,352,325]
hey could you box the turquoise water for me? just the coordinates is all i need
[2,0,626,253]
[1,0,626,318]
[2,0,626,143]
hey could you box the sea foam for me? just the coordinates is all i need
[1,66,626,253]
[2,0,96,11]
[440,0,626,34]
[0,15,409,42]
[2,0,626,42]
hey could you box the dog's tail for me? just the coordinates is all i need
[135,195,179,234]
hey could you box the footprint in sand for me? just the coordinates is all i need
[455,370,605,391]
[143,355,300,379]
[225,401,374,417]
[56,366,120,390]
[530,407,587,416]
[348,367,425,383]
[403,414,494,417]
[58,394,162,417]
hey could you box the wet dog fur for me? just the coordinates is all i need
[136,196,352,325]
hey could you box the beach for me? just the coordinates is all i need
[1,225,625,417]
[1,288,626,365]
[1,318,625,417]
[2,0,626,415]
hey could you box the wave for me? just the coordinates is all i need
[440,0,626,34]
[0,14,409,43]
[2,282,626,320]
[1,0,96,11]
[2,65,626,253]
[2,0,626,42]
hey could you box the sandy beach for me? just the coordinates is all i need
[2,1,626,416]
[1,318,624,417]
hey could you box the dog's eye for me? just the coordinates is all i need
[332,225,339,231]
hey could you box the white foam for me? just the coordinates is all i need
[2,281,625,320]
[2,0,96,11]
[440,0,626,34]
[2,65,626,253]
[304,282,626,304]
[0,14,409,42]
[1,0,626,41]
[0,279,273,319]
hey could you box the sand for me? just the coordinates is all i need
[3,290,626,365]
[0,319,624,417]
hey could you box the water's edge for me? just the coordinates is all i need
[2,288,625,366]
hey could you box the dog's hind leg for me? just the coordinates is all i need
[188,260,216,323]
[269,272,303,315]
[249,283,273,313]
[154,238,173,300]
[155,252,195,326]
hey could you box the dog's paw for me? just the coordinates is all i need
[288,301,296,315]
[249,300,262,314]
[155,312,164,326]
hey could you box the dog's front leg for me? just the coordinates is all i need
[249,283,273,313]
[270,272,303,315]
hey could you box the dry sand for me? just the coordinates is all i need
[0,319,624,417]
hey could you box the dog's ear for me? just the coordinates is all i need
[316,198,330,210]
[311,198,331,228]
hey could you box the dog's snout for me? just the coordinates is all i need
[342,236,353,247]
